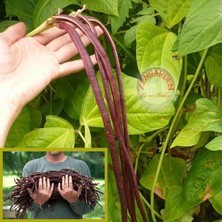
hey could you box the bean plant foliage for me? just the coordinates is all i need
[1,0,222,221]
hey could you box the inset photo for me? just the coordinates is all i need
[2,149,107,221]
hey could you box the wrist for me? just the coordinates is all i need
[33,199,46,206]
[68,196,79,204]
[70,199,80,205]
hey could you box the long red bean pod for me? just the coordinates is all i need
[4,169,101,219]
[57,21,128,222]
[73,15,137,220]
[51,11,148,222]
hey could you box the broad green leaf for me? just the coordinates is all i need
[209,190,222,214]
[16,115,75,148]
[5,106,42,147]
[5,0,37,30]
[206,136,222,151]
[80,73,175,134]
[162,185,187,222]
[140,155,186,199]
[123,74,175,134]
[171,98,222,148]
[184,149,222,206]
[33,0,77,27]
[81,0,119,16]
[178,0,222,57]
[149,0,191,28]
[136,23,181,111]
[110,0,132,34]
[204,44,222,87]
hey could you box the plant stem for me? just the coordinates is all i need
[135,143,144,174]
[168,55,188,146]
[26,18,54,37]
[150,48,209,222]
[139,192,162,219]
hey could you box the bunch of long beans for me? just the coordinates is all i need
[27,6,148,222]
[4,169,101,219]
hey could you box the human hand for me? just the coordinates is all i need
[0,22,102,147]
[58,175,82,204]
[27,177,54,206]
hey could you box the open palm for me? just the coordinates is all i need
[0,22,101,147]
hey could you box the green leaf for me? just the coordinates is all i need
[162,185,187,222]
[184,148,222,206]
[206,136,222,151]
[136,22,182,85]
[16,115,75,148]
[178,0,222,57]
[122,74,176,134]
[171,98,222,148]
[149,0,191,28]
[80,73,175,134]
[5,0,37,30]
[109,0,132,34]
[140,155,186,199]
[209,190,222,214]
[44,115,73,128]
[204,44,222,87]
[81,0,119,16]
[5,106,42,147]
[33,0,77,27]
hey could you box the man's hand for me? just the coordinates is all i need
[0,22,102,147]
[27,177,54,206]
[58,175,82,204]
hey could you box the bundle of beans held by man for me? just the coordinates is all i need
[4,169,101,218]
[27,5,148,222]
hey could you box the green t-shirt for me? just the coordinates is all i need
[22,156,93,219]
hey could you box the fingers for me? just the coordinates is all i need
[33,26,66,45]
[48,26,103,63]
[58,54,97,78]
[1,22,26,46]
[38,177,53,191]
[58,175,73,190]
[38,177,43,190]
[34,26,83,46]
